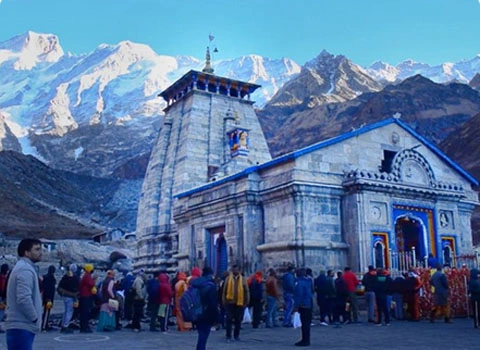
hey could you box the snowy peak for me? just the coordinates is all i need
[367,61,400,82]
[396,59,430,71]
[112,40,158,61]
[368,54,480,83]
[213,54,301,104]
[0,31,64,69]
[304,49,345,72]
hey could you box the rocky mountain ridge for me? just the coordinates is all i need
[0,150,139,237]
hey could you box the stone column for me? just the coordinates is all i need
[294,192,305,266]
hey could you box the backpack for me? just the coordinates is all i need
[249,279,263,300]
[147,278,159,299]
[180,281,215,322]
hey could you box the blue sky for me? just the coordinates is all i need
[0,0,479,66]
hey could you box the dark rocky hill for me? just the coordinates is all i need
[440,113,480,244]
[0,150,124,238]
[470,73,480,91]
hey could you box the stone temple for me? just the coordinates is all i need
[135,51,479,275]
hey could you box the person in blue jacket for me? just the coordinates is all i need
[293,268,313,347]
[190,267,218,350]
[282,265,296,327]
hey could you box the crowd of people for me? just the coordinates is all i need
[1,238,480,350]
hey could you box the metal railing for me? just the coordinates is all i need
[387,248,479,275]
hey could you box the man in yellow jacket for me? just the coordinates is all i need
[222,265,250,342]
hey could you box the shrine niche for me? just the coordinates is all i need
[227,128,249,157]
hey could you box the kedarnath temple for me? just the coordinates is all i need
[134,48,479,275]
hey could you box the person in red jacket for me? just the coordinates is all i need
[158,273,173,332]
[342,267,359,323]
[405,270,422,321]
[79,264,97,333]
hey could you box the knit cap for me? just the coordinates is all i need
[69,263,78,273]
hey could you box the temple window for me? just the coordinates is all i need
[380,150,397,173]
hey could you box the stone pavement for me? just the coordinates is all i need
[1,318,479,350]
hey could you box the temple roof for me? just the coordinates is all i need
[159,70,261,105]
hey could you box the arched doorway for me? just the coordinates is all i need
[394,215,425,260]
[206,227,228,276]
[441,236,456,267]
[372,232,389,268]
[443,245,452,267]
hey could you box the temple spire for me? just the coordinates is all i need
[202,46,214,74]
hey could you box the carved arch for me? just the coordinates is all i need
[391,149,435,187]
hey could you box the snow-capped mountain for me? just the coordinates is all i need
[0,32,300,177]
[214,55,300,103]
[0,31,64,70]
[368,55,480,83]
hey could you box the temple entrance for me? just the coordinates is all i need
[206,226,228,277]
[394,216,425,260]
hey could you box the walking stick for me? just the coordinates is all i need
[475,301,478,329]
[464,275,470,319]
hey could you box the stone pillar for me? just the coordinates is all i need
[294,192,305,266]
[193,74,198,89]
[356,192,369,272]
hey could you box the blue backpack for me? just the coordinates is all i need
[180,281,215,322]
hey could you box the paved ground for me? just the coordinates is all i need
[1,317,479,350]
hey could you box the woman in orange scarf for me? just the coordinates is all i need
[175,272,191,331]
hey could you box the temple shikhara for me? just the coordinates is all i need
[134,47,479,275]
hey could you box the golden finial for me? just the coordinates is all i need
[202,46,214,74]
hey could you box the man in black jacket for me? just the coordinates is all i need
[41,265,56,331]
[362,266,376,323]
[373,268,393,326]
[191,267,218,350]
